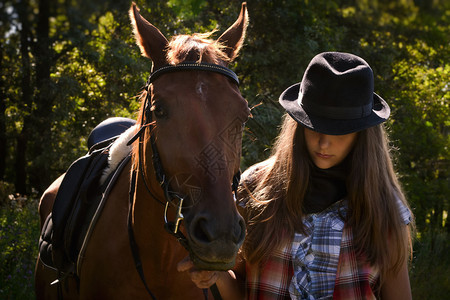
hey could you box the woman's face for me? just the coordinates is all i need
[304,128,358,169]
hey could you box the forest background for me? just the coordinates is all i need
[0,0,448,298]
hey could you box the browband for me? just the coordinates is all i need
[149,62,239,85]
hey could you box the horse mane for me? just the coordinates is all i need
[131,31,231,172]
[166,31,231,64]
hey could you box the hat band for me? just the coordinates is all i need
[298,93,373,120]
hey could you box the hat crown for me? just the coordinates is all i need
[278,51,390,135]
[299,52,374,120]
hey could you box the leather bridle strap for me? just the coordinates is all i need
[149,62,239,86]
[128,169,157,300]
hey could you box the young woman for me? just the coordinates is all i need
[178,52,415,299]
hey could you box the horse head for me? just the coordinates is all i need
[129,2,249,271]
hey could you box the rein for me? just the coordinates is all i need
[127,62,241,300]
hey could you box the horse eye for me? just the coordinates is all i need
[152,103,168,119]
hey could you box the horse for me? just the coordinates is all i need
[35,2,249,299]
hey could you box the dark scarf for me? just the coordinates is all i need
[302,161,348,214]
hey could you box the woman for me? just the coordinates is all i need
[178,52,414,299]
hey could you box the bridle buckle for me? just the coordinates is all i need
[164,194,185,234]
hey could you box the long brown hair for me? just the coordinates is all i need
[239,114,414,281]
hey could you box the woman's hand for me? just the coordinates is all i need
[177,256,221,289]
[178,255,245,299]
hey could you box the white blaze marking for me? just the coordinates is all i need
[196,80,207,101]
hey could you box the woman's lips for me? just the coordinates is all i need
[316,152,333,159]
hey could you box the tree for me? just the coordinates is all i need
[3,0,165,193]
[15,0,32,194]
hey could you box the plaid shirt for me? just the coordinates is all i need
[246,245,294,299]
[332,198,411,300]
[332,225,379,299]
[245,199,411,300]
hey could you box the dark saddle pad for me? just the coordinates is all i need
[39,117,135,276]
[87,117,136,152]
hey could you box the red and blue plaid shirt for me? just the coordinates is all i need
[246,245,294,299]
[243,199,411,300]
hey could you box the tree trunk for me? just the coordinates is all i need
[15,0,32,194]
[30,0,53,192]
[0,46,6,181]
[15,125,28,194]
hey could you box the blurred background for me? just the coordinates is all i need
[0,0,448,298]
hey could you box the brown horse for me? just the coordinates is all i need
[35,2,249,299]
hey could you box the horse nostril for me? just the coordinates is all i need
[190,214,246,246]
[191,217,215,244]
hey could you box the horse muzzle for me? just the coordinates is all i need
[186,210,246,271]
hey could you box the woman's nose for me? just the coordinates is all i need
[318,134,330,149]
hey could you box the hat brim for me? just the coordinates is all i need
[279,83,390,135]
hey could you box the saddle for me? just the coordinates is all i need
[39,117,136,278]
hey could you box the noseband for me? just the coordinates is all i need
[127,62,241,300]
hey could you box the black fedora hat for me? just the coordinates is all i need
[279,52,390,135]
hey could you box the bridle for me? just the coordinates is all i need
[126,62,242,300]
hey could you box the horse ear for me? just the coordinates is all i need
[218,2,249,62]
[129,2,168,69]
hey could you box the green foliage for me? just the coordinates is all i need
[2,0,151,191]
[0,194,39,299]
[389,51,449,231]
[410,230,450,298]
[167,0,207,19]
